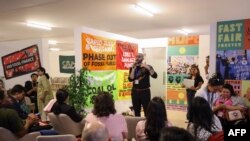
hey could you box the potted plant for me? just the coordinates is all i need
[66,67,91,116]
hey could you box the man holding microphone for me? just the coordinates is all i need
[128,53,157,117]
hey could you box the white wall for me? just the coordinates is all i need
[139,38,168,99]
[0,39,49,89]
[199,35,210,82]
[49,51,74,78]
[210,23,217,76]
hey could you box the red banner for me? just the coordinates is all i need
[116,41,138,70]
[244,19,250,49]
[1,45,41,79]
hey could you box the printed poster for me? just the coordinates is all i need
[216,50,250,80]
[241,80,250,96]
[59,55,75,73]
[86,71,117,106]
[116,70,132,100]
[116,41,138,70]
[1,45,41,79]
[216,19,250,99]
[167,36,199,111]
[82,33,116,70]
[217,20,244,51]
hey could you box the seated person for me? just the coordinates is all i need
[187,97,222,141]
[8,84,29,119]
[1,87,55,133]
[213,84,247,130]
[85,92,128,141]
[82,121,109,141]
[0,90,37,138]
[214,87,233,118]
[160,126,194,141]
[136,97,172,141]
[51,89,83,122]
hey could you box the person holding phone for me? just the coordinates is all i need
[128,53,157,117]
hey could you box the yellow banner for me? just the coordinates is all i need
[116,70,132,100]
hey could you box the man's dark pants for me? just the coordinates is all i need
[131,88,151,117]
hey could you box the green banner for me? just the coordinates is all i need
[217,20,244,51]
[59,56,75,73]
[86,71,117,106]
[168,46,198,56]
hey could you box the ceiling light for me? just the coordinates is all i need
[48,40,57,45]
[137,2,158,13]
[49,48,60,51]
[133,4,154,17]
[178,29,189,35]
[26,21,52,30]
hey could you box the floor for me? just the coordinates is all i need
[167,110,187,129]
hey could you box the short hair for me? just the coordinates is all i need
[31,73,38,78]
[223,83,236,96]
[92,91,116,117]
[160,126,194,141]
[37,67,46,73]
[56,89,69,103]
[208,73,224,86]
[11,84,25,95]
[82,121,109,141]
[53,89,69,115]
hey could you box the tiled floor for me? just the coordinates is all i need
[167,110,187,129]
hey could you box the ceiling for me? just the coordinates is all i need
[0,0,250,50]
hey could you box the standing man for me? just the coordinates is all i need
[128,53,157,117]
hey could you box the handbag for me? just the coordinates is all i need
[225,110,245,121]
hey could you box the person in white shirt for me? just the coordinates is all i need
[195,73,224,108]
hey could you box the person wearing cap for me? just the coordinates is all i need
[128,53,157,117]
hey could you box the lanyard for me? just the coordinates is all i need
[207,91,214,107]
[135,67,140,78]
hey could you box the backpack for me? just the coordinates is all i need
[208,131,224,141]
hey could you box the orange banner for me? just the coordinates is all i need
[168,35,199,46]
[82,33,116,70]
